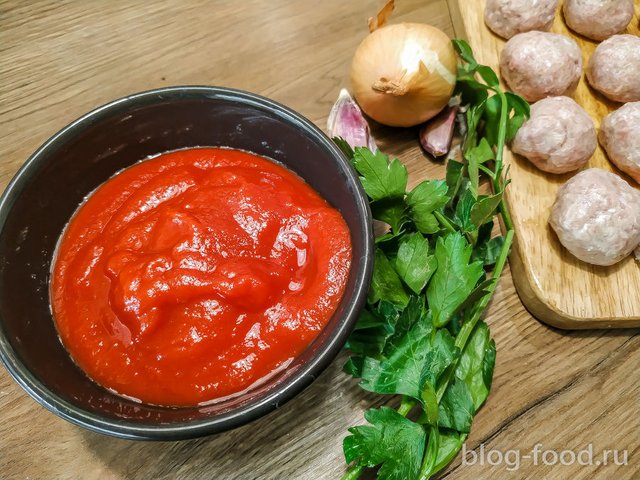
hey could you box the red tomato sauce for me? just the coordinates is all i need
[51,148,352,406]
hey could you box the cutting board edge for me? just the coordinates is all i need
[509,237,640,329]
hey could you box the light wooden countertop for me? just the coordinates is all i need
[1,1,638,479]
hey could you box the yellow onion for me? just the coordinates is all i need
[350,23,457,127]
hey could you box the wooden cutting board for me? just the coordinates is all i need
[449,0,640,329]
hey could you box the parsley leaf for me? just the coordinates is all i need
[505,92,530,142]
[484,91,531,147]
[438,378,475,433]
[483,94,502,147]
[375,231,404,245]
[359,316,434,400]
[353,147,408,201]
[466,138,494,165]
[473,235,505,267]
[452,39,477,67]
[369,249,409,307]
[456,80,489,113]
[394,233,437,294]
[345,306,398,360]
[465,137,494,197]
[453,185,476,232]
[470,192,503,229]
[456,321,496,410]
[406,180,449,234]
[344,407,426,480]
[445,159,464,203]
[359,318,458,405]
[422,329,459,388]
[383,296,423,354]
[333,136,355,163]
[427,233,484,328]
[476,65,499,87]
[372,199,407,234]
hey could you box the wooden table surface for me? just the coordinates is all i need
[1,1,638,479]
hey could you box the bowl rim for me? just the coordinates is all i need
[0,85,373,440]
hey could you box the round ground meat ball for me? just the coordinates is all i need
[599,102,640,184]
[587,35,640,103]
[563,0,634,41]
[485,0,557,39]
[549,168,640,266]
[512,96,596,173]
[500,32,582,102]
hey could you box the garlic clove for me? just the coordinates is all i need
[418,105,458,157]
[327,88,377,152]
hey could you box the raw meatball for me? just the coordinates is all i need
[485,0,557,39]
[599,102,640,183]
[500,32,582,102]
[512,96,596,173]
[549,169,640,266]
[587,35,640,103]
[563,0,634,41]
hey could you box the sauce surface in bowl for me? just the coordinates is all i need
[51,147,352,406]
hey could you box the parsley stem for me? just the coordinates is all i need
[477,164,493,178]
[419,433,469,480]
[434,211,456,233]
[490,88,514,233]
[492,87,508,172]
[417,431,436,480]
[340,465,365,480]
[398,395,417,416]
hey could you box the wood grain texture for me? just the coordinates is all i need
[451,0,640,329]
[0,1,639,479]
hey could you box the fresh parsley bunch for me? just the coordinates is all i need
[335,40,529,480]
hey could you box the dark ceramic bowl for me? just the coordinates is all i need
[0,86,373,440]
